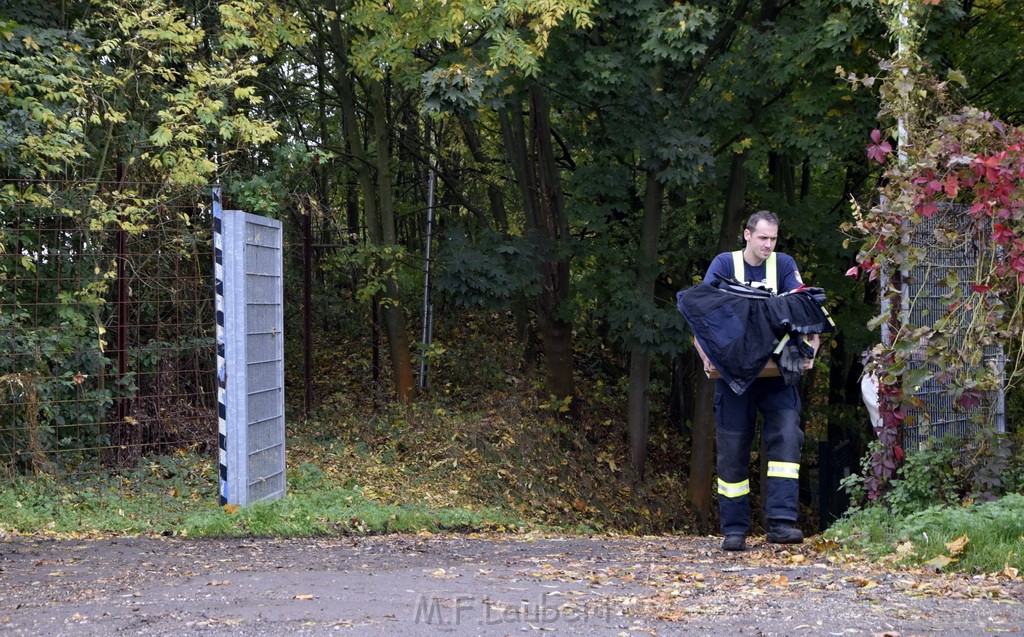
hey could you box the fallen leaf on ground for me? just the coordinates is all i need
[923,554,953,570]
[945,535,969,556]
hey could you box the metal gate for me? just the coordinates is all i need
[214,193,286,506]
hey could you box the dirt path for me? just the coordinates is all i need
[1,533,1020,636]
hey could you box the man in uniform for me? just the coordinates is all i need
[696,210,817,551]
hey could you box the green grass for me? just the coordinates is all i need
[184,461,526,537]
[0,451,526,538]
[825,494,1024,574]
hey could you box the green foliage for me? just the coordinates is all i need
[434,230,540,309]
[341,0,595,85]
[321,241,414,306]
[932,0,1024,125]
[0,311,113,474]
[637,3,719,62]
[596,270,689,356]
[841,429,1024,521]
[223,144,330,217]
[827,494,1024,573]
[87,0,286,183]
[882,438,962,517]
[0,17,89,177]
[1,0,290,182]
[421,65,488,114]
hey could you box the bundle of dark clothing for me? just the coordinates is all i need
[676,276,836,395]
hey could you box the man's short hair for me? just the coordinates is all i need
[745,210,779,232]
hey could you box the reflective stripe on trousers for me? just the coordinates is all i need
[717,478,750,498]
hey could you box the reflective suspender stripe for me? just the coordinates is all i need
[732,250,778,291]
[767,461,800,479]
[774,333,790,354]
[717,478,751,498]
[822,306,836,329]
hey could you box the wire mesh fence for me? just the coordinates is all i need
[900,204,1006,454]
[0,180,216,477]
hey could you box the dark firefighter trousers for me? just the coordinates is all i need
[714,376,803,537]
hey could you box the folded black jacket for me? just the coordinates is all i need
[676,277,835,395]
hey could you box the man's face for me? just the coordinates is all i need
[743,220,778,264]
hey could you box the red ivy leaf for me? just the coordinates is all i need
[867,129,893,164]
[993,223,1015,244]
[1007,241,1024,274]
[993,182,1014,206]
[971,284,991,294]
[969,201,990,217]
[845,265,860,278]
[958,391,982,410]
[943,175,960,198]
[975,154,1004,182]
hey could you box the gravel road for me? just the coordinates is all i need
[1,533,1021,636]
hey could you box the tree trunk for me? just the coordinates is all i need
[330,24,415,403]
[689,151,748,530]
[769,151,797,205]
[530,85,574,402]
[688,378,717,529]
[368,81,416,403]
[499,85,574,402]
[460,115,509,232]
[627,170,664,478]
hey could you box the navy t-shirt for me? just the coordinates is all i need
[703,251,803,293]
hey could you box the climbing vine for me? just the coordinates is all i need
[844,1,1024,500]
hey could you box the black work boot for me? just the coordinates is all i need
[766,520,804,544]
[720,535,746,551]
